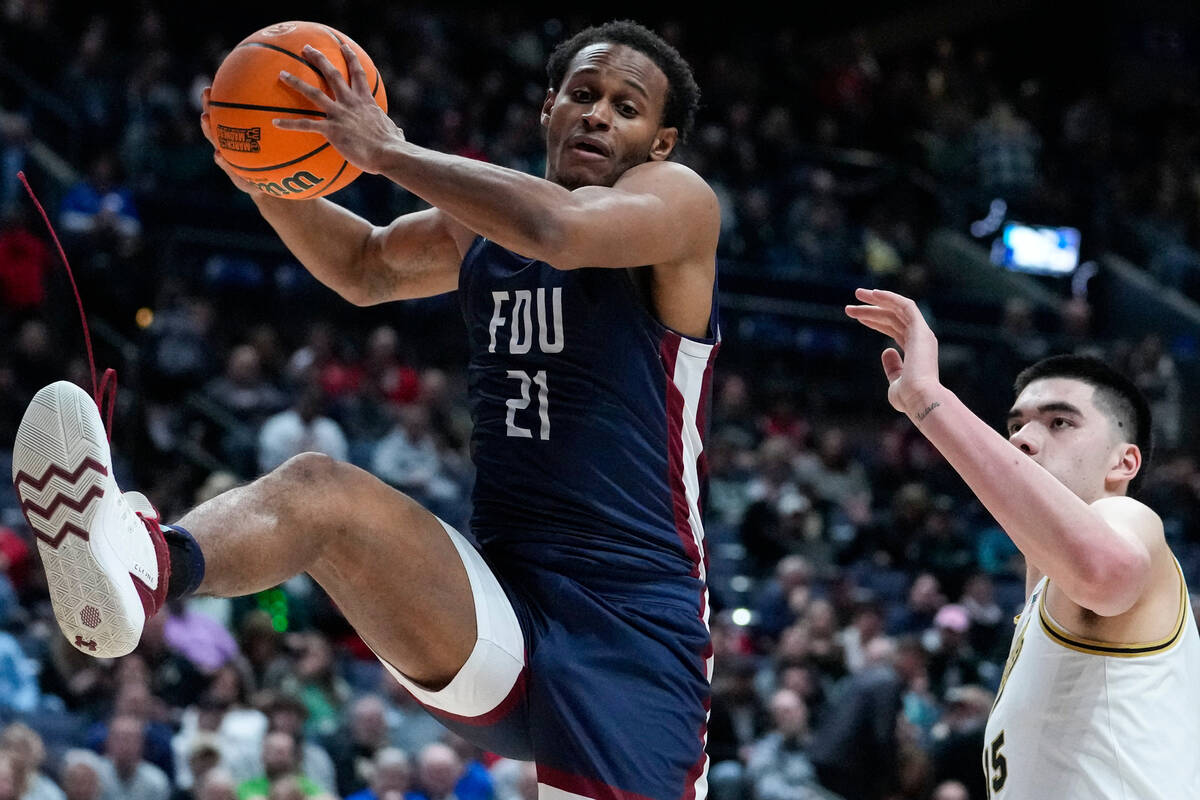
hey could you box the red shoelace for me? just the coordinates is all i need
[18,171,118,439]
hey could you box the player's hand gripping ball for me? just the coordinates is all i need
[207,20,387,200]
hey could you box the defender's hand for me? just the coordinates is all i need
[200,87,260,195]
[844,288,943,418]
[274,43,405,175]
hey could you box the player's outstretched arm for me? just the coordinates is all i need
[274,44,719,273]
[200,88,469,305]
[845,288,1154,617]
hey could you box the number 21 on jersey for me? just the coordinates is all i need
[489,288,563,441]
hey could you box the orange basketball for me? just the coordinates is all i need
[208,20,387,200]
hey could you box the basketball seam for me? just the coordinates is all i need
[235,41,323,78]
[313,159,351,198]
[208,100,326,117]
[225,142,332,172]
[319,25,380,100]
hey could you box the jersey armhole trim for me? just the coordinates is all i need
[1037,560,1187,658]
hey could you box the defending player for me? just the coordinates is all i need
[846,287,1200,799]
[13,21,718,800]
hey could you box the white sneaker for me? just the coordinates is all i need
[12,381,169,658]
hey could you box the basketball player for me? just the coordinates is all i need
[845,288,1200,798]
[13,21,718,800]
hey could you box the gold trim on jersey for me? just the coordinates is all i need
[1038,560,1187,658]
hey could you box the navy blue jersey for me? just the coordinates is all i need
[458,238,720,590]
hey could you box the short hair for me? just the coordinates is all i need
[1014,354,1153,493]
[546,20,701,144]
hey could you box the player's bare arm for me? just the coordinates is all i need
[274,43,718,336]
[200,87,470,305]
[845,288,1173,626]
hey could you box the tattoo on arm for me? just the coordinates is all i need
[916,401,941,422]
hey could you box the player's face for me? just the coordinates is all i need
[541,43,677,190]
[1006,378,1128,502]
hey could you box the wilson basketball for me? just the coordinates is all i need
[208,21,387,200]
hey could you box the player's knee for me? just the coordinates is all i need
[271,451,342,490]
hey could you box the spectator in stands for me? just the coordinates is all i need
[344,747,416,800]
[0,751,25,800]
[0,208,50,318]
[412,744,463,800]
[58,149,141,266]
[204,345,289,430]
[86,680,175,782]
[371,404,464,519]
[276,635,351,742]
[746,688,836,800]
[707,653,769,773]
[839,599,885,673]
[257,381,349,474]
[324,694,390,798]
[753,555,815,642]
[0,724,62,800]
[0,631,39,714]
[162,600,240,674]
[362,327,420,406]
[175,734,222,800]
[195,770,237,800]
[236,612,292,695]
[958,573,1006,662]
[807,638,903,800]
[57,19,121,145]
[234,732,326,800]
[971,100,1041,207]
[931,780,970,800]
[1128,332,1182,450]
[924,604,991,699]
[741,436,815,573]
[441,736,493,800]
[887,572,947,636]
[286,323,362,400]
[59,750,104,800]
[228,691,334,796]
[97,715,170,800]
[375,678,447,760]
[489,760,536,800]
[929,685,994,798]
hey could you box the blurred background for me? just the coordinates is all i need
[1,1,1199,799]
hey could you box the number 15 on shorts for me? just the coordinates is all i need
[506,370,550,440]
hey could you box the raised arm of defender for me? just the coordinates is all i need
[845,289,1165,620]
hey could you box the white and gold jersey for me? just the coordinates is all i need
[984,564,1200,799]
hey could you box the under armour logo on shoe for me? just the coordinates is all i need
[74,635,98,652]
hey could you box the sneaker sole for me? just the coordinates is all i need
[12,381,144,657]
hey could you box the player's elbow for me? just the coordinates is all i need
[1076,543,1152,617]
[529,210,584,270]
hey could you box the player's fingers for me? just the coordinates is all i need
[340,43,370,93]
[856,287,926,327]
[273,117,324,133]
[881,348,905,383]
[845,305,906,340]
[278,70,333,109]
[301,45,351,96]
[199,112,215,146]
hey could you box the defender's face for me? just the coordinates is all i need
[1006,378,1126,502]
[541,43,676,190]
